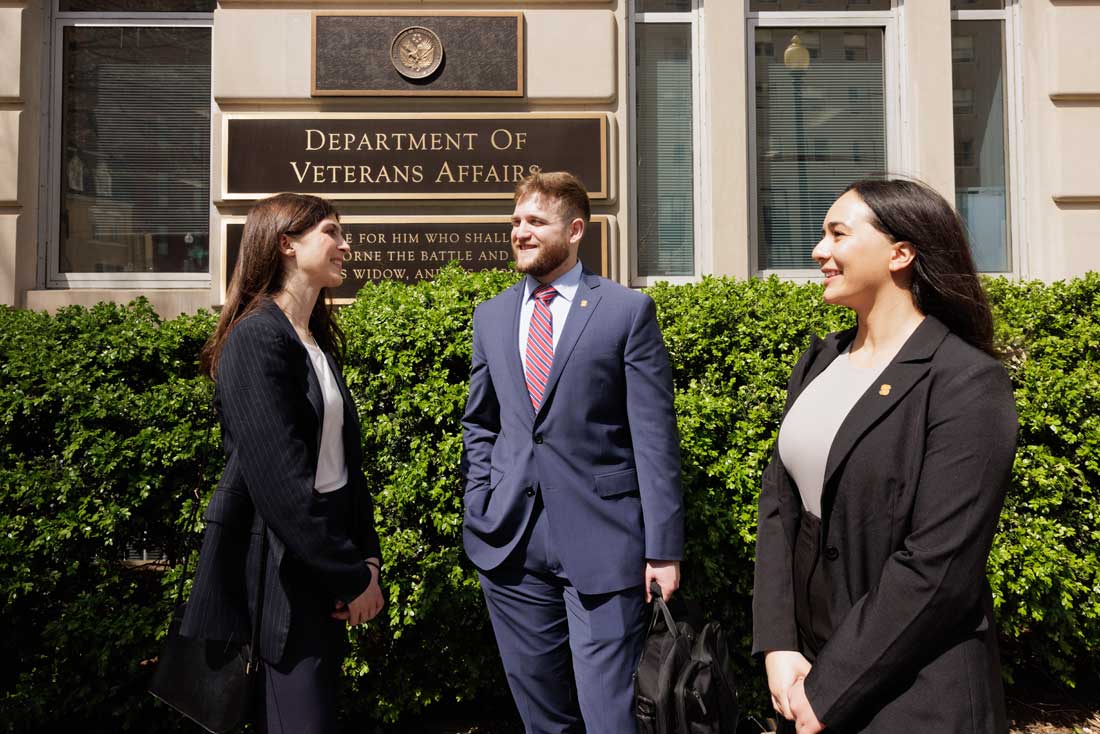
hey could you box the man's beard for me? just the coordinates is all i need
[514,239,571,278]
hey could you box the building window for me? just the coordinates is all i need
[844,32,868,61]
[953,88,976,116]
[952,0,1004,9]
[48,1,214,288]
[749,3,894,272]
[631,0,704,282]
[955,139,975,167]
[749,1,890,11]
[800,31,821,58]
[756,30,776,57]
[952,34,975,62]
[951,1,1013,272]
[60,0,214,9]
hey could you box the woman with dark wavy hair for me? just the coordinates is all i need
[183,193,384,733]
[753,178,1018,734]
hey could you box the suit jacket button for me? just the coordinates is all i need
[823,546,840,561]
[534,434,544,444]
[525,486,535,497]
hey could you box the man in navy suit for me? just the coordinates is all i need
[461,171,684,733]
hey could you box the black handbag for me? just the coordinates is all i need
[148,469,269,733]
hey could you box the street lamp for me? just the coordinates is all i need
[784,34,811,262]
[783,33,810,71]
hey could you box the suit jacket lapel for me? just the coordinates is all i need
[535,270,602,420]
[262,299,324,424]
[303,351,324,430]
[821,316,950,490]
[504,280,535,422]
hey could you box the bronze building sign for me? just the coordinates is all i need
[312,12,524,96]
[220,113,609,201]
[221,216,612,303]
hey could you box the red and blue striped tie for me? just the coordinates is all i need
[525,284,559,409]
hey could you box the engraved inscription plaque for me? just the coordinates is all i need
[221,217,612,302]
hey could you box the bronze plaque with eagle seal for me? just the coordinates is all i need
[390,26,443,80]
[312,12,522,96]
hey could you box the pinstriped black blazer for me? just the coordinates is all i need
[181,299,380,663]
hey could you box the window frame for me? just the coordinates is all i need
[746,4,902,280]
[43,2,215,288]
[950,1,1025,276]
[628,0,710,287]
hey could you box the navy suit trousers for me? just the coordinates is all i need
[479,497,647,734]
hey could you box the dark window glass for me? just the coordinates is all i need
[952,34,976,62]
[637,0,692,12]
[754,27,886,269]
[951,0,1004,10]
[951,19,1010,271]
[636,23,694,276]
[59,25,211,274]
[750,1,891,11]
[60,0,216,11]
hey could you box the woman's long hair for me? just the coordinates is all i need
[844,178,996,357]
[200,193,346,378]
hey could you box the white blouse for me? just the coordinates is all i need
[777,348,886,518]
[303,340,348,493]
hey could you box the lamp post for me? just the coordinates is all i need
[784,34,810,260]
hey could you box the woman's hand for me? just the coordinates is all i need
[789,677,825,733]
[331,565,384,626]
[765,650,813,721]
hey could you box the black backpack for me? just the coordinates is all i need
[634,583,740,734]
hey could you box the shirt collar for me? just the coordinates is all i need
[524,260,583,305]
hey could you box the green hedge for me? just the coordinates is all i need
[0,269,1097,730]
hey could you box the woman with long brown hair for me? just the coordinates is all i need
[182,193,383,732]
[753,178,1018,733]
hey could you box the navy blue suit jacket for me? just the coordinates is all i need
[181,300,380,662]
[461,269,684,595]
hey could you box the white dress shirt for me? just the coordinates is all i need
[518,260,584,372]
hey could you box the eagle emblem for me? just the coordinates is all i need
[391,27,444,80]
[401,33,435,71]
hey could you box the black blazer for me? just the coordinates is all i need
[752,316,1018,734]
[181,300,380,663]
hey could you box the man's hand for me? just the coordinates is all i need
[764,650,812,721]
[644,559,680,602]
[789,677,825,733]
[331,567,384,626]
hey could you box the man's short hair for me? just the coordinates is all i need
[514,171,591,224]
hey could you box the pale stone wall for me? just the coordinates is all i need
[1019,0,1100,281]
[4,0,1098,315]
[210,3,623,297]
[1,4,28,308]
[899,1,956,200]
[706,1,751,280]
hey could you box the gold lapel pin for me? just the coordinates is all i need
[879,384,892,396]
[580,299,589,308]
